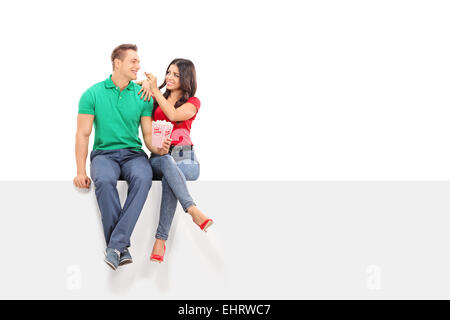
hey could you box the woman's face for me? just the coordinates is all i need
[165,64,181,90]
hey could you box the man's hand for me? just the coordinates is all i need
[73,173,92,189]
[157,137,172,155]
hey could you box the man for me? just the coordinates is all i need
[74,44,171,270]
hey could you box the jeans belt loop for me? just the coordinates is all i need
[169,145,193,157]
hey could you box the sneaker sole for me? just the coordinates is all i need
[104,258,117,271]
[118,259,133,266]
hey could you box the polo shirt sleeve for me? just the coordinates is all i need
[141,96,154,117]
[78,89,95,115]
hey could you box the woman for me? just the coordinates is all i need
[138,58,213,263]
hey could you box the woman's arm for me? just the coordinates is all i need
[151,87,197,122]
[144,73,198,122]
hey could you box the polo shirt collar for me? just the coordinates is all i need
[104,75,134,90]
[125,81,134,91]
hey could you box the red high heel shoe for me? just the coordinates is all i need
[150,244,166,263]
[198,218,214,232]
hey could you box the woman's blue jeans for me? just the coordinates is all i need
[149,147,200,240]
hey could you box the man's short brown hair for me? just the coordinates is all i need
[111,44,138,70]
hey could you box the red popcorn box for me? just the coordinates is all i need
[152,120,173,148]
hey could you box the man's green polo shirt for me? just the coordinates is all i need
[78,75,153,151]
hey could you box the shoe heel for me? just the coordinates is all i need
[198,219,213,232]
[150,244,166,263]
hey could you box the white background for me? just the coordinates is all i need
[1,0,449,180]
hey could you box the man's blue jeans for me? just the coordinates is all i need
[90,148,153,252]
[149,148,200,241]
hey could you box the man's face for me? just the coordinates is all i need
[116,49,140,80]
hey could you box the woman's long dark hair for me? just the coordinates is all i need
[152,58,197,118]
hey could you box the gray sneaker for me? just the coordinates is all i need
[104,248,121,270]
[119,248,133,266]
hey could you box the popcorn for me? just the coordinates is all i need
[152,120,174,148]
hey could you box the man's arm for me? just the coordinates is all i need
[141,116,171,155]
[74,114,94,188]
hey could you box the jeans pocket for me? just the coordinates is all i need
[177,161,200,181]
[90,150,101,162]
